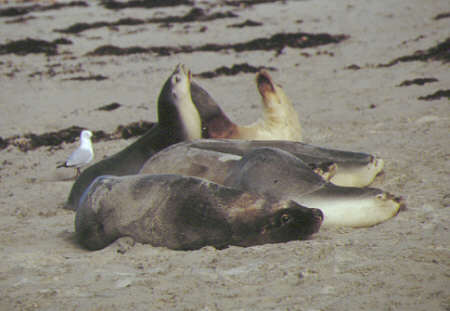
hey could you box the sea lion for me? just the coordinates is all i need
[194,70,302,141]
[140,144,404,228]
[64,64,202,210]
[75,174,323,250]
[181,139,383,187]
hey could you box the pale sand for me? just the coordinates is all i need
[0,0,449,310]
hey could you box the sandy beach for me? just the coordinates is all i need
[0,0,449,310]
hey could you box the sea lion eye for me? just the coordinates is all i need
[280,214,290,224]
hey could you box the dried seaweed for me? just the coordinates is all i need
[96,103,121,111]
[100,0,192,10]
[397,78,438,87]
[87,31,349,56]
[227,20,262,28]
[55,8,237,34]
[0,38,71,56]
[379,38,450,67]
[0,1,88,18]
[1,122,155,152]
[194,63,276,78]
[418,89,450,101]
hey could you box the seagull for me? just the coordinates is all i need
[57,130,94,178]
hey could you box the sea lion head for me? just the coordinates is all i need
[231,200,323,247]
[261,203,323,242]
[256,70,302,140]
[256,70,291,116]
[157,64,202,141]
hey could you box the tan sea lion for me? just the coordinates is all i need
[140,144,404,228]
[64,64,202,210]
[75,174,323,250]
[195,70,302,141]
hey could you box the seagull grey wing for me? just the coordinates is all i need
[66,148,93,167]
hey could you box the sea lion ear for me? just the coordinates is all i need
[280,213,291,225]
[256,70,276,95]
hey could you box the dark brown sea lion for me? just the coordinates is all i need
[195,70,302,141]
[140,144,404,228]
[64,64,202,210]
[75,174,323,250]
[182,139,383,187]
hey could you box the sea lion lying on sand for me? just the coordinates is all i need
[140,144,404,228]
[76,174,323,250]
[183,139,384,188]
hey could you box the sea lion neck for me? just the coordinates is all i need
[190,81,236,138]
[157,67,202,141]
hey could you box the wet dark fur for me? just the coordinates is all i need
[75,174,323,251]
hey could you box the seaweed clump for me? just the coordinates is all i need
[195,63,276,78]
[1,122,155,152]
[379,38,450,67]
[0,38,71,56]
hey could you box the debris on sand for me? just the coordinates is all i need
[194,63,276,78]
[1,122,155,152]
[379,38,450,67]
[0,38,71,56]
[0,1,88,18]
[100,0,192,10]
[55,8,237,34]
[87,32,349,56]
[418,89,450,101]
[397,78,438,87]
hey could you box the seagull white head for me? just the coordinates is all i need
[81,130,93,140]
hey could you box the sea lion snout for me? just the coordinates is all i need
[256,70,276,96]
[311,208,324,222]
